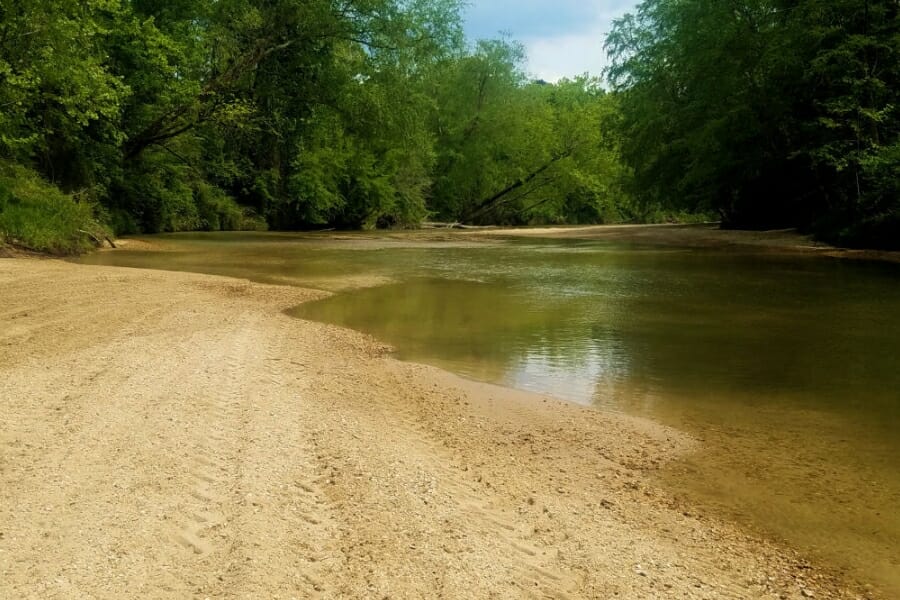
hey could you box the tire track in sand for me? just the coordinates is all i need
[196,320,341,599]
[167,322,252,560]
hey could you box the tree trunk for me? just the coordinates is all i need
[464,152,569,222]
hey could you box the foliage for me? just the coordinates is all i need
[0,162,107,254]
[3,0,892,249]
[0,0,128,192]
[606,0,900,247]
[427,41,627,225]
[0,0,627,244]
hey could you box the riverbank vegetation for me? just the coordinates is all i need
[607,0,900,249]
[0,161,108,254]
[0,0,897,252]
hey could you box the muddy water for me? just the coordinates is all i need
[78,231,900,594]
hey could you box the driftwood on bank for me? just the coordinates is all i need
[78,229,117,248]
[420,222,495,230]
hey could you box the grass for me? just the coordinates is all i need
[0,162,108,255]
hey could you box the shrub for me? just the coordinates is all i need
[194,181,268,231]
[0,162,108,254]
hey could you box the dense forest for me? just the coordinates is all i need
[0,0,897,252]
[607,0,900,249]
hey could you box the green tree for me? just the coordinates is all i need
[427,41,625,224]
[795,0,900,247]
[0,0,128,191]
[606,0,899,247]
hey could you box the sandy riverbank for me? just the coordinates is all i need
[0,258,875,598]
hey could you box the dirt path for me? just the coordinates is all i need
[0,259,873,599]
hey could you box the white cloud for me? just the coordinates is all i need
[516,2,638,83]
[523,25,608,82]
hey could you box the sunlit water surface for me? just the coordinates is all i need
[78,232,900,593]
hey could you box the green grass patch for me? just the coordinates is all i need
[0,162,109,255]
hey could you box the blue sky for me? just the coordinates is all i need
[462,1,639,82]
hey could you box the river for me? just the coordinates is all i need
[77,229,900,594]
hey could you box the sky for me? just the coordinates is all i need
[462,1,639,82]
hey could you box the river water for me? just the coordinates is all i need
[77,231,900,594]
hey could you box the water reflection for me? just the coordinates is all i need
[505,340,633,403]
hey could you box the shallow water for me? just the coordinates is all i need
[78,231,900,593]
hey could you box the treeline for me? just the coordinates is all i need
[607,0,900,249]
[1,1,897,254]
[0,0,625,253]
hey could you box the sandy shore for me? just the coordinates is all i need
[0,258,874,598]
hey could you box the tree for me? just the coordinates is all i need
[428,41,625,224]
[605,0,899,247]
[0,0,128,191]
[795,0,900,247]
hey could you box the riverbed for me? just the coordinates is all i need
[77,226,900,595]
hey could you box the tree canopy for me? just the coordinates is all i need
[0,0,625,248]
[606,0,900,247]
[1,0,897,251]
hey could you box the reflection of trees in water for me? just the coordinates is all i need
[561,255,900,421]
[86,235,900,430]
[296,251,900,424]
[296,278,563,383]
